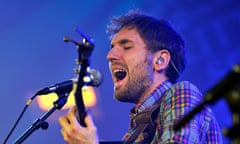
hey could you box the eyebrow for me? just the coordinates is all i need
[111,39,133,49]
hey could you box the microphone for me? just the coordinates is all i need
[36,69,103,95]
[36,80,73,95]
[83,68,103,87]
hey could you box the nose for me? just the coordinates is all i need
[106,47,119,62]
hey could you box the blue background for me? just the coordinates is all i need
[1,0,239,143]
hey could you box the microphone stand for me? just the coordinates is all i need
[223,83,240,143]
[174,64,240,143]
[14,93,68,144]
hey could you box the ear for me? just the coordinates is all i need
[152,49,171,72]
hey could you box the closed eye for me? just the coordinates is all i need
[119,39,133,50]
[124,46,132,50]
[110,39,134,50]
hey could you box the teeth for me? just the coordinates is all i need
[113,69,125,73]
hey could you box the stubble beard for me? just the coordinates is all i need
[114,57,153,103]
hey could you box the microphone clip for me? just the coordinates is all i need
[63,28,94,61]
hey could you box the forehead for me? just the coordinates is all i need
[111,28,143,44]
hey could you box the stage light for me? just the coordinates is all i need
[37,85,97,111]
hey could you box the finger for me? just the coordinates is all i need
[67,106,82,128]
[84,114,97,131]
[58,115,71,132]
[61,129,69,142]
[68,106,77,118]
[68,105,77,113]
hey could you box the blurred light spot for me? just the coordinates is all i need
[37,85,97,111]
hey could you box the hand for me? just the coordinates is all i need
[58,106,99,144]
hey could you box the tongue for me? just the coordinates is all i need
[115,71,126,81]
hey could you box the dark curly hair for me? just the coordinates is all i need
[106,10,186,83]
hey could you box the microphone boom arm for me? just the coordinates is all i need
[14,93,68,144]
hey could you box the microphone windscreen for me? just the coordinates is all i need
[90,69,103,87]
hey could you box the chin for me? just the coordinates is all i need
[114,93,135,103]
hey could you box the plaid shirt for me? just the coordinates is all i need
[123,81,223,144]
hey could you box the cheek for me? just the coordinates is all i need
[124,50,151,73]
[128,58,150,75]
[140,57,154,74]
[125,58,136,71]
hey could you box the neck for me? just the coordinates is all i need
[138,74,168,104]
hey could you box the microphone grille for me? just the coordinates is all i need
[90,69,103,87]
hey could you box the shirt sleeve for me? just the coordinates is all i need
[157,81,204,143]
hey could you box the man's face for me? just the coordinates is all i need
[107,28,154,103]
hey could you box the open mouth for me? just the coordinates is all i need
[113,69,127,82]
